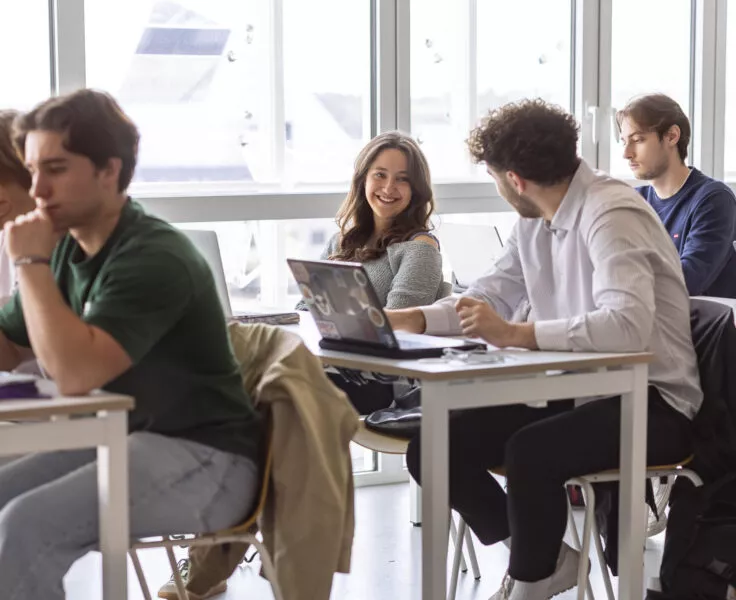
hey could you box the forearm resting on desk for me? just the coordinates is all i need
[17,265,131,395]
[385,307,426,333]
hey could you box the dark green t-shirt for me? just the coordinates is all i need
[0,200,261,460]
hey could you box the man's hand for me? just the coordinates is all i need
[385,307,426,333]
[5,209,59,262]
[455,297,538,349]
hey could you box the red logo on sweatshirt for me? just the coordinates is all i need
[674,233,679,239]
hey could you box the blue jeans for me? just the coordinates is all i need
[0,431,258,599]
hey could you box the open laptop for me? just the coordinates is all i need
[438,223,504,289]
[287,258,486,358]
[180,229,235,316]
[180,229,298,324]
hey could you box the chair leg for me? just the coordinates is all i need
[591,516,615,600]
[566,491,595,600]
[129,548,153,600]
[448,518,466,600]
[248,537,285,600]
[165,545,188,600]
[449,514,468,573]
[567,496,583,552]
[578,482,597,600]
[463,524,481,580]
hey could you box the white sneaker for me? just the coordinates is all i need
[547,544,580,597]
[157,559,228,600]
[488,570,515,600]
[488,544,581,600]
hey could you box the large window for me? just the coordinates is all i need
[725,3,736,179]
[0,1,50,109]
[410,0,572,182]
[85,0,370,189]
[15,0,736,480]
[609,0,693,177]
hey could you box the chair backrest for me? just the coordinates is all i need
[689,298,736,482]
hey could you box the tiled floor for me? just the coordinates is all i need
[66,482,663,599]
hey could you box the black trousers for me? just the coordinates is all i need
[405,388,692,582]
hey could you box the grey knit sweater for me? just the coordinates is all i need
[297,232,450,310]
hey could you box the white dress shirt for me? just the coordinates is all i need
[422,160,702,419]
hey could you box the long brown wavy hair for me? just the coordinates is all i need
[331,131,435,262]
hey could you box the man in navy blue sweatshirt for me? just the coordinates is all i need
[618,93,736,298]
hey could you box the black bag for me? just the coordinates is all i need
[364,386,421,439]
[649,471,736,599]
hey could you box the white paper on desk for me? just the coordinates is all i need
[0,373,38,386]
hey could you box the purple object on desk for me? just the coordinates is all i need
[0,381,48,400]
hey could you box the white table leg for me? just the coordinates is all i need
[97,410,129,600]
[410,478,422,525]
[617,364,648,600]
[421,380,450,600]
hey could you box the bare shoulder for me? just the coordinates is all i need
[409,234,439,249]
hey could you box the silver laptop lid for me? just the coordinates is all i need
[438,223,504,288]
[179,229,233,317]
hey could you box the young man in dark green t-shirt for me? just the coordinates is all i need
[0,89,262,599]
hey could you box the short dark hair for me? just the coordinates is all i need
[616,94,690,161]
[467,98,580,186]
[14,89,140,192]
[0,110,31,190]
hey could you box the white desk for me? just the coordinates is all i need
[291,316,652,600]
[0,384,134,600]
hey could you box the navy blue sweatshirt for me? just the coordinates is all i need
[637,168,736,298]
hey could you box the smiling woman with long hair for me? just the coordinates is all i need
[314,130,448,309]
[296,131,449,415]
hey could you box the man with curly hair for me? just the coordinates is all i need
[387,99,701,599]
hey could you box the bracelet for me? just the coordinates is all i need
[14,256,51,267]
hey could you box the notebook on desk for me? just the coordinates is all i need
[180,229,300,325]
[287,258,486,359]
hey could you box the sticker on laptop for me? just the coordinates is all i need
[366,306,385,328]
[299,283,315,304]
[353,270,368,287]
[290,262,309,281]
[332,270,347,288]
[315,320,340,339]
[314,294,333,316]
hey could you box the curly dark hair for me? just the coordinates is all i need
[467,98,580,186]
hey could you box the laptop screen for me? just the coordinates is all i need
[287,259,400,349]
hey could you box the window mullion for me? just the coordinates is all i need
[268,0,286,182]
[573,0,604,169]
[51,0,86,95]
[692,0,727,178]
[596,0,613,172]
[375,0,399,132]
[395,0,411,132]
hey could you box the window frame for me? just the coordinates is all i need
[46,0,730,484]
